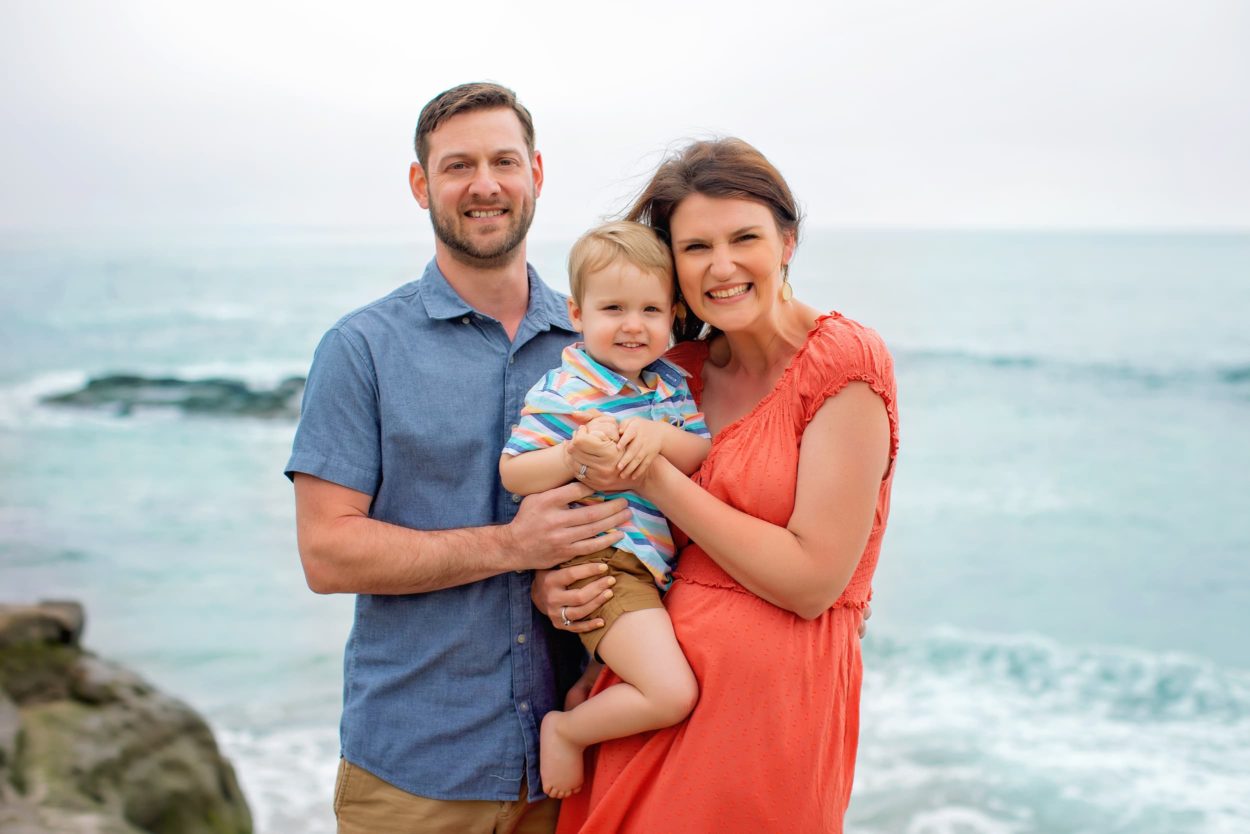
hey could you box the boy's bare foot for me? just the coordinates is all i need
[540,710,585,799]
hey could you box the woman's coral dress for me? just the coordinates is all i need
[556,313,899,834]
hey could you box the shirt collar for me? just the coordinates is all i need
[417,258,575,333]
[560,344,688,398]
[527,267,575,333]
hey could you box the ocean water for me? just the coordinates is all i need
[1,226,1247,833]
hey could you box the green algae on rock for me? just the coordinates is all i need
[0,601,253,834]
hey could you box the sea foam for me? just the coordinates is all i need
[851,628,1250,834]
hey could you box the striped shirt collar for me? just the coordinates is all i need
[560,343,688,398]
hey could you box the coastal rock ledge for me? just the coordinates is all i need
[0,601,252,834]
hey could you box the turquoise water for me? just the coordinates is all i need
[2,227,1248,832]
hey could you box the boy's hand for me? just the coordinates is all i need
[616,418,665,479]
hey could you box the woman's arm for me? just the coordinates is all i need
[658,426,712,475]
[640,382,890,619]
[616,419,712,477]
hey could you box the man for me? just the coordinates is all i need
[286,83,625,833]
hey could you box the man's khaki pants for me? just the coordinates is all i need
[334,759,559,834]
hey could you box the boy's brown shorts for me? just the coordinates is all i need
[563,546,663,659]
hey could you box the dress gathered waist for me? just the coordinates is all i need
[672,545,872,609]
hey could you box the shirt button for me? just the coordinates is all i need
[516,633,527,644]
[461,316,470,324]
[509,355,515,365]
[519,701,529,712]
[511,493,522,504]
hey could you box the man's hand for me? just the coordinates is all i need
[507,482,630,570]
[532,562,614,633]
[616,418,666,479]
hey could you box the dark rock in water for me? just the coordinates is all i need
[0,601,253,834]
[42,374,305,419]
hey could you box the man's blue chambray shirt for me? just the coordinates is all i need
[285,259,580,802]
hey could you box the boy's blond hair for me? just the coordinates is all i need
[567,220,674,305]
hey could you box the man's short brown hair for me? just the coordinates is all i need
[414,82,535,168]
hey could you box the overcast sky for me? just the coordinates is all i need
[3,0,1248,237]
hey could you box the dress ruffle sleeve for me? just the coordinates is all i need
[794,314,900,470]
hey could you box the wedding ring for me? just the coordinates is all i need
[560,606,572,627]
[577,464,588,479]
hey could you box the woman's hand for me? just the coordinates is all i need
[531,563,615,634]
[583,415,620,442]
[569,424,635,490]
[564,660,605,709]
[569,424,620,470]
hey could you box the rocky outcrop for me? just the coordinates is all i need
[42,375,305,419]
[0,602,252,834]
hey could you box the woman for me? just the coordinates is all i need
[542,138,898,833]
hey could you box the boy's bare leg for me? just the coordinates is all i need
[539,608,698,798]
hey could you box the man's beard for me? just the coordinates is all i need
[429,196,535,269]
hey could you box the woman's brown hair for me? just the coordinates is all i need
[625,138,802,342]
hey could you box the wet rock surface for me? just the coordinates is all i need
[42,375,305,419]
[0,601,253,834]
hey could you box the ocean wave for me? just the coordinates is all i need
[867,627,1250,722]
[895,347,1250,394]
[0,370,94,430]
[1220,365,1250,384]
[852,627,1250,834]
[194,626,1250,834]
[48,302,290,326]
[215,724,339,834]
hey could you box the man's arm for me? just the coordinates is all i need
[294,474,631,595]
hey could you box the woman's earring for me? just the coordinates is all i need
[779,263,793,302]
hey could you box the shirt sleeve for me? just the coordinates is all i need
[502,374,581,456]
[668,381,712,439]
[284,327,383,496]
